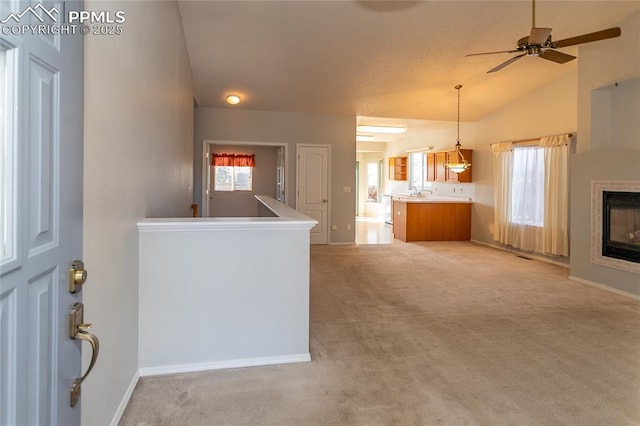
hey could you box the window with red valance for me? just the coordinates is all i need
[212,154,255,191]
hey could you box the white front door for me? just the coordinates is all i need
[297,145,329,244]
[0,1,86,424]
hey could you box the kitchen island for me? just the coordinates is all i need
[392,195,472,242]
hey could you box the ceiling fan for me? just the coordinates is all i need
[466,0,622,73]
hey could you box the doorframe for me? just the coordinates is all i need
[201,140,288,217]
[295,143,331,244]
[355,161,360,216]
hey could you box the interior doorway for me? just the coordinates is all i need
[202,141,287,217]
[355,154,392,244]
[355,217,393,245]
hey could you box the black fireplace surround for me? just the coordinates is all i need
[602,191,640,263]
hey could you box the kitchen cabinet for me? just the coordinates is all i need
[434,152,447,182]
[425,153,435,182]
[392,199,471,242]
[389,156,408,181]
[431,149,473,183]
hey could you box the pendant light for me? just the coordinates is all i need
[444,84,471,174]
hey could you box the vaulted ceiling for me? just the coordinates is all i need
[178,1,639,122]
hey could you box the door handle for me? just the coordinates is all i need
[322,199,327,203]
[68,303,100,407]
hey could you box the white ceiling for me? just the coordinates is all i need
[178,0,639,125]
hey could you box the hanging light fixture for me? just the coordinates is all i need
[444,84,471,174]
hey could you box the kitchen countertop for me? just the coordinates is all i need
[390,194,472,204]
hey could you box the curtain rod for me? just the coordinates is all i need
[490,133,573,146]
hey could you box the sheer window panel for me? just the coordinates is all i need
[511,146,544,227]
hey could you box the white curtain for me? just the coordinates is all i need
[492,135,570,256]
[492,142,513,243]
[509,146,545,252]
[541,134,570,256]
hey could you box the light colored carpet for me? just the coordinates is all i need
[120,242,640,425]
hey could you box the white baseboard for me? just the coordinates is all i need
[138,353,311,377]
[470,239,569,268]
[110,370,140,426]
[568,275,640,301]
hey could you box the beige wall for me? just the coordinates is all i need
[83,1,194,424]
[577,10,640,153]
[570,11,640,295]
[194,108,356,243]
[209,144,278,217]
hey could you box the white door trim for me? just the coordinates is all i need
[296,144,331,244]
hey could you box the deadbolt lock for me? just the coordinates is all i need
[68,260,87,293]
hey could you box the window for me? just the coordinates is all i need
[409,153,426,189]
[214,166,253,191]
[0,48,14,264]
[492,135,569,256]
[511,146,544,227]
[212,153,255,192]
[367,161,381,202]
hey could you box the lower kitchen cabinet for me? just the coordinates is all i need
[392,200,471,242]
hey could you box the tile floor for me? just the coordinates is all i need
[355,216,394,245]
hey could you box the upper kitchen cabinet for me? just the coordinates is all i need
[389,156,408,181]
[425,153,435,182]
[434,152,447,182]
[430,149,472,183]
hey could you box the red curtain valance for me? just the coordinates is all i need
[212,153,256,167]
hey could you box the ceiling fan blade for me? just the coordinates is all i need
[529,27,552,45]
[553,27,621,48]
[466,49,520,57]
[487,53,527,73]
[539,49,576,64]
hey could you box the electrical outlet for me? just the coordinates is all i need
[346,224,351,231]
[331,225,338,231]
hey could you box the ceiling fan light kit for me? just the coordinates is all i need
[444,84,470,174]
[466,0,622,73]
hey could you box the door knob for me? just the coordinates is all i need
[68,303,100,407]
[68,260,87,293]
[322,199,327,203]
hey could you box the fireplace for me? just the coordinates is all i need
[602,191,640,263]
[591,181,640,274]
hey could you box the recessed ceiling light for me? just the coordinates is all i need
[356,135,374,141]
[357,125,407,134]
[226,95,241,105]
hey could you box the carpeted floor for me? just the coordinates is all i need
[120,242,640,425]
